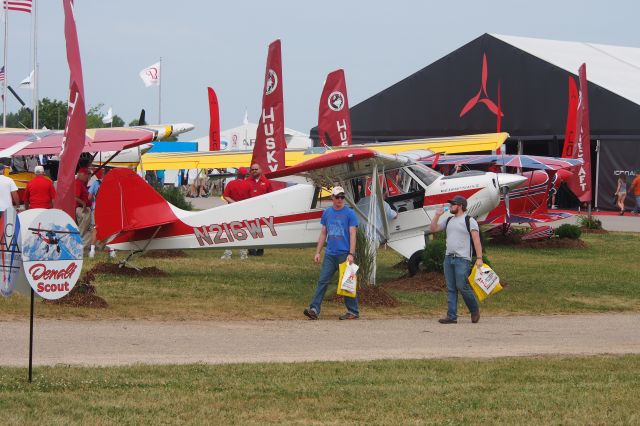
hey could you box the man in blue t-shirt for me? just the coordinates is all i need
[304,186,359,320]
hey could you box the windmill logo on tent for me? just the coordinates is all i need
[459,53,504,119]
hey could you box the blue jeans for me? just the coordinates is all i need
[443,255,479,321]
[634,196,640,213]
[310,252,359,316]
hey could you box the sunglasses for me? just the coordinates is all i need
[333,195,345,199]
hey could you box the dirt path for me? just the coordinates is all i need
[1,314,639,367]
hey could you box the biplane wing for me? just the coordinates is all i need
[0,123,194,157]
[139,133,509,171]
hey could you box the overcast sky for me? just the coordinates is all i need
[4,0,640,139]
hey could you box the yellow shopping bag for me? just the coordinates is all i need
[468,263,503,302]
[337,260,358,298]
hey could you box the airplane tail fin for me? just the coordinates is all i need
[95,168,178,241]
[138,109,147,126]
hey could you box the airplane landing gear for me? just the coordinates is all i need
[408,250,424,277]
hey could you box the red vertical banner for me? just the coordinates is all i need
[54,0,86,218]
[318,69,352,146]
[207,87,220,151]
[251,40,286,172]
[561,75,579,158]
[495,80,502,154]
[566,64,592,203]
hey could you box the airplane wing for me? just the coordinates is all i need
[0,123,194,157]
[139,132,509,170]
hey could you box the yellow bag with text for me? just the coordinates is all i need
[337,261,358,298]
[468,263,503,302]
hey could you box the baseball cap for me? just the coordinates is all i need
[34,165,44,174]
[331,186,345,196]
[447,195,468,208]
[238,167,248,176]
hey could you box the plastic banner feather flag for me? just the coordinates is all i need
[102,107,113,124]
[207,87,220,151]
[565,64,592,203]
[561,76,579,158]
[318,69,352,146]
[139,62,161,87]
[54,0,87,218]
[251,39,286,173]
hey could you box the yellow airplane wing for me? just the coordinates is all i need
[140,133,508,171]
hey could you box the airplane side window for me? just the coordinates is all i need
[410,164,441,187]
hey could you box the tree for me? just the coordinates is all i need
[112,115,125,128]
[5,98,125,129]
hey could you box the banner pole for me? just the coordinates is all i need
[158,57,162,124]
[28,288,34,383]
[3,2,8,128]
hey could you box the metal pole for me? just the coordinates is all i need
[3,2,8,128]
[28,288,34,383]
[158,57,162,123]
[32,0,37,129]
[594,140,601,210]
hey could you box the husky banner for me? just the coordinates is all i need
[251,39,286,172]
[597,140,640,211]
[565,64,592,203]
[318,69,352,146]
[55,0,87,218]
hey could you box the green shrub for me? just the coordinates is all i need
[555,224,582,239]
[577,215,603,230]
[423,239,446,273]
[159,185,193,211]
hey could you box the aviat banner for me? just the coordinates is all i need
[318,69,352,146]
[21,209,83,300]
[0,207,22,297]
[597,140,640,211]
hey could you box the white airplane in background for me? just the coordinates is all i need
[95,147,525,275]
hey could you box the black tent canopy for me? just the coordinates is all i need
[311,34,640,210]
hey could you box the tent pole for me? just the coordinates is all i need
[594,140,600,211]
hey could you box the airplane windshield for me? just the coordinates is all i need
[409,164,441,187]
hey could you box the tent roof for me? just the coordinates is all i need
[492,34,640,107]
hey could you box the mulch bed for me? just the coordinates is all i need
[520,238,588,249]
[328,285,400,307]
[142,250,188,258]
[90,262,168,277]
[43,271,108,308]
[383,271,446,293]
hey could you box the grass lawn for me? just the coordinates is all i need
[1,232,639,320]
[1,355,639,425]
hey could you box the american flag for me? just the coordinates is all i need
[0,66,4,82]
[3,0,32,13]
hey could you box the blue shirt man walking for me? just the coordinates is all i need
[304,186,359,320]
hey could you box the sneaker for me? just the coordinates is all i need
[438,318,457,324]
[88,250,95,258]
[304,308,318,320]
[339,312,359,320]
[471,312,480,323]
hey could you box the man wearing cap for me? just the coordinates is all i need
[220,167,251,260]
[88,169,115,258]
[0,164,19,211]
[304,186,360,320]
[430,195,483,324]
[75,168,92,249]
[246,163,272,256]
[24,166,56,209]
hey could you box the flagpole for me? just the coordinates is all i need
[32,0,38,129]
[3,2,8,128]
[158,56,162,123]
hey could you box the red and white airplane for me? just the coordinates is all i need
[95,148,526,274]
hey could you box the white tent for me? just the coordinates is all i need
[194,122,312,152]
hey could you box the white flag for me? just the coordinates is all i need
[102,107,113,124]
[243,109,249,125]
[19,69,34,89]
[139,62,160,87]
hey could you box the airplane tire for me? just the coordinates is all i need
[407,250,424,277]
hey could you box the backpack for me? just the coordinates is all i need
[445,215,477,259]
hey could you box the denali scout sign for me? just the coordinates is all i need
[21,209,83,300]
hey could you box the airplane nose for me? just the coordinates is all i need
[173,123,195,134]
[496,173,527,190]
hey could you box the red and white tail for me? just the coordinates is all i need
[95,169,178,241]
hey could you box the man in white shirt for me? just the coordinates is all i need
[0,165,19,211]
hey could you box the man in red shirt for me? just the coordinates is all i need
[75,167,92,249]
[247,163,272,256]
[222,167,251,203]
[24,166,56,209]
[220,167,251,260]
[247,163,272,197]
